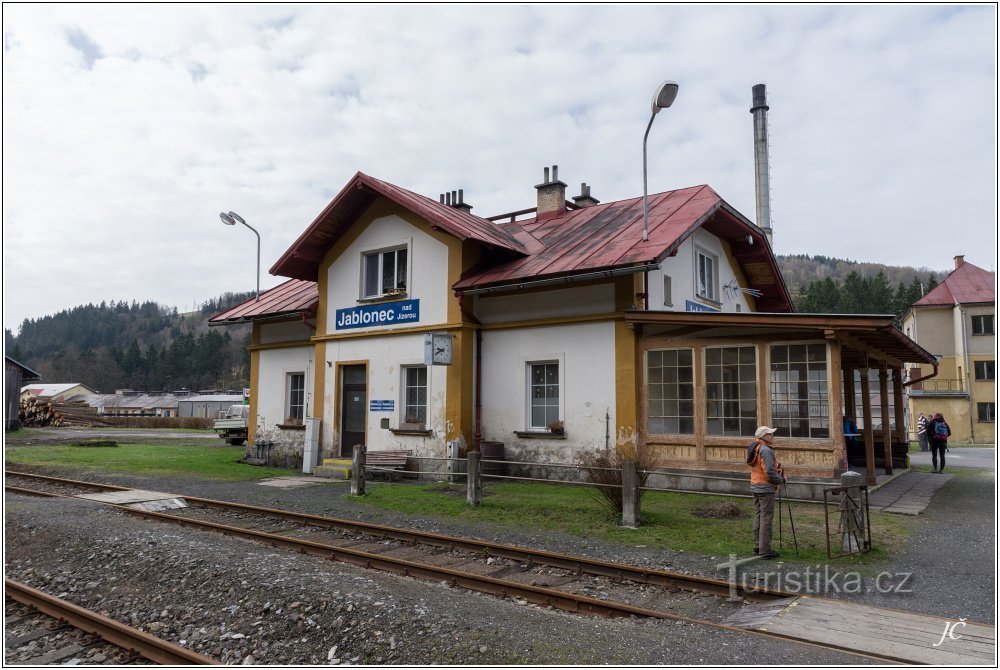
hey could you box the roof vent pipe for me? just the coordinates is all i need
[750,83,773,246]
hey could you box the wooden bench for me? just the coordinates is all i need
[365,449,412,480]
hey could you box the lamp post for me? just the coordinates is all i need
[219,210,260,301]
[642,81,679,242]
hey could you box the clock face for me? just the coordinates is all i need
[433,335,452,364]
[425,333,453,365]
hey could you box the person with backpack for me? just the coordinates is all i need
[747,426,785,559]
[927,412,951,473]
[916,412,930,452]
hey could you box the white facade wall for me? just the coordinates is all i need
[256,345,314,431]
[321,333,449,458]
[474,284,615,323]
[648,233,754,313]
[259,320,313,345]
[324,213,450,334]
[480,322,617,465]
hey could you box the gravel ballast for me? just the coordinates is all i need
[5,457,994,664]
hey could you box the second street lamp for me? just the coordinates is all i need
[219,210,261,301]
[642,81,679,242]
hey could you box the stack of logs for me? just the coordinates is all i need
[18,397,114,428]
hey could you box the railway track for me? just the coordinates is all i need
[4,579,215,665]
[6,470,965,664]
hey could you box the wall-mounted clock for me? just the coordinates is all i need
[424,333,453,366]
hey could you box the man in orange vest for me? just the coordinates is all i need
[746,425,785,559]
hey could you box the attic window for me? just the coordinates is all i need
[695,247,718,302]
[362,247,408,299]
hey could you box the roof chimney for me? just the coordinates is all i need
[750,84,773,246]
[535,165,567,218]
[955,255,966,270]
[439,189,473,212]
[572,182,600,208]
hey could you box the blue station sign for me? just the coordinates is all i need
[370,400,395,412]
[335,299,420,330]
[685,300,720,313]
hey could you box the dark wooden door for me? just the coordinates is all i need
[340,365,366,457]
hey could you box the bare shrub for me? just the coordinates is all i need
[105,416,212,430]
[575,444,657,517]
[694,501,744,519]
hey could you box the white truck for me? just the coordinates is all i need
[213,404,249,445]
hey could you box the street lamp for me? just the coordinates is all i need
[642,81,679,242]
[219,210,260,301]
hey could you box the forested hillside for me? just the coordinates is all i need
[6,292,254,393]
[5,256,945,393]
[776,255,941,319]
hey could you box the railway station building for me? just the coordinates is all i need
[211,169,937,494]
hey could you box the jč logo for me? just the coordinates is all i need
[932,618,966,647]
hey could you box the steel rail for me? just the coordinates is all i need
[5,475,909,665]
[5,578,216,665]
[6,470,769,601]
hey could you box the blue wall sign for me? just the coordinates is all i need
[370,400,395,412]
[685,300,720,313]
[336,299,420,330]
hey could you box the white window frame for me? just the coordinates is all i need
[971,314,995,336]
[401,365,429,428]
[694,246,719,303]
[286,372,305,423]
[523,354,566,432]
[974,360,995,381]
[360,243,409,300]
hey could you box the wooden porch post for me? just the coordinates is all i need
[843,365,857,421]
[892,366,907,448]
[859,369,876,485]
[827,336,846,474]
[880,365,893,475]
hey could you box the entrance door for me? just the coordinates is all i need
[340,365,367,457]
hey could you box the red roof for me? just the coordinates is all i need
[456,185,793,312]
[209,279,318,325]
[915,260,995,307]
[271,172,526,280]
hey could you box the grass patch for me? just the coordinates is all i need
[4,442,289,481]
[909,463,980,476]
[351,481,913,565]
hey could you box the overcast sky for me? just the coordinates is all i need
[3,4,997,332]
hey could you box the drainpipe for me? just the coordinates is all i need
[960,306,976,444]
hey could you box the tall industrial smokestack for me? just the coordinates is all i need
[750,84,773,246]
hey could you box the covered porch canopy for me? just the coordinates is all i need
[625,311,938,486]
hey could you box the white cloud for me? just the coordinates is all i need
[2,4,996,331]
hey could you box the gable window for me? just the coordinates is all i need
[974,360,995,381]
[770,344,829,438]
[286,372,305,423]
[971,315,994,336]
[362,247,408,299]
[705,346,757,436]
[647,349,694,434]
[402,366,428,427]
[663,275,673,307]
[528,361,560,430]
[695,248,718,302]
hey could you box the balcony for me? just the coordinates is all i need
[908,378,968,397]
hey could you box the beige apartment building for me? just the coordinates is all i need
[902,256,996,444]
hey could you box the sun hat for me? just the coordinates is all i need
[755,426,778,439]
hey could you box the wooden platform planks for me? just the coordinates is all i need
[721,597,798,629]
[757,596,995,665]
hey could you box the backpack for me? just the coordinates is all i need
[933,421,949,440]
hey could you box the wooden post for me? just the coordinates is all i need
[351,443,366,496]
[467,450,482,507]
[621,459,639,528]
[843,365,857,422]
[859,370,876,486]
[880,366,893,475]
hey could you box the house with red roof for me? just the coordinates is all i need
[902,256,995,444]
[211,168,935,493]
